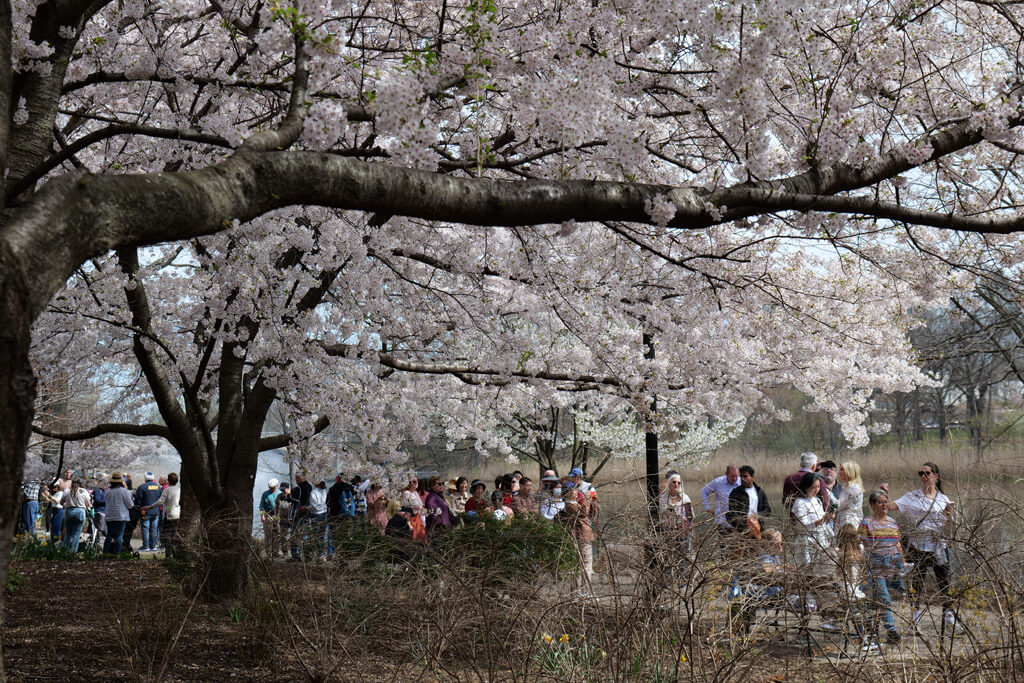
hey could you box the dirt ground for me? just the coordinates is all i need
[3,553,1003,682]
[2,559,411,682]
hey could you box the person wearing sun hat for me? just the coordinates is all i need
[540,473,565,520]
[464,480,490,516]
[565,467,599,529]
[446,477,470,515]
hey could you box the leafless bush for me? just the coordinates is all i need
[123,491,1024,682]
[112,578,206,683]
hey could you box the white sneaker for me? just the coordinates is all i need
[943,610,957,631]
[861,640,880,654]
[907,608,922,635]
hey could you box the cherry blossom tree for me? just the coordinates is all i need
[3,0,1024,677]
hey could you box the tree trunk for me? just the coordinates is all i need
[199,488,253,599]
[911,389,924,441]
[934,387,948,442]
[894,393,907,445]
[965,385,983,457]
[0,253,37,683]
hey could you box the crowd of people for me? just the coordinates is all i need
[683,453,957,649]
[257,467,601,585]
[16,469,181,557]
[18,451,957,647]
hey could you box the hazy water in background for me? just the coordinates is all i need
[116,450,291,533]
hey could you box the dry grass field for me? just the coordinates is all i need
[465,437,1024,529]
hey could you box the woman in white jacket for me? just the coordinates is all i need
[791,472,834,569]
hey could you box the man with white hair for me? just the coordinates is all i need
[783,452,829,519]
[259,478,281,559]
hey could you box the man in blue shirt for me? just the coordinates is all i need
[134,472,163,551]
[701,464,740,534]
[19,480,41,536]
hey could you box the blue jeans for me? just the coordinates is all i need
[20,500,38,536]
[311,512,329,556]
[50,508,64,542]
[104,520,128,554]
[291,514,309,559]
[141,514,160,550]
[866,576,898,636]
[63,508,87,552]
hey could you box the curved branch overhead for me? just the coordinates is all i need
[13,111,1023,322]
[31,422,171,440]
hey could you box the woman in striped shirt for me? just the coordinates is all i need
[859,489,905,644]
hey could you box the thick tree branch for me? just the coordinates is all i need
[32,422,171,440]
[117,248,215,496]
[10,108,1024,325]
[7,124,231,201]
[257,415,331,452]
[761,111,1020,197]
[240,36,309,152]
[712,187,1024,232]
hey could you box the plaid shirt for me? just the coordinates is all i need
[21,482,41,501]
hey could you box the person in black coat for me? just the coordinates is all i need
[288,473,313,560]
[385,506,419,564]
[727,465,772,534]
[326,474,353,517]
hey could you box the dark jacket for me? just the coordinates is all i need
[727,483,771,532]
[290,480,312,507]
[384,513,416,563]
[385,514,412,540]
[134,480,163,518]
[92,487,107,514]
[327,480,355,517]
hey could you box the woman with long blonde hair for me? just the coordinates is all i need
[837,461,864,530]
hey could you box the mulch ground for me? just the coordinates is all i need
[2,560,406,682]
